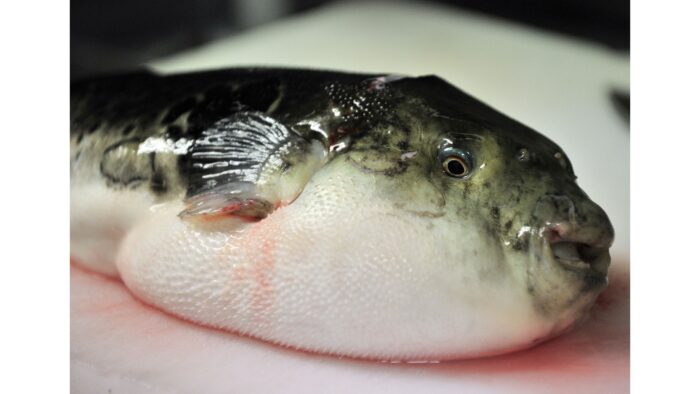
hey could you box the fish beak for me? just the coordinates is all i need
[543,222,613,276]
[531,192,614,277]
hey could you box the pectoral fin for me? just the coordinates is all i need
[178,183,273,221]
[180,112,325,221]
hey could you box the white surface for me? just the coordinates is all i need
[72,2,629,393]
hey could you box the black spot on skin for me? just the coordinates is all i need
[150,171,167,194]
[165,125,184,139]
[149,152,157,172]
[504,220,513,231]
[460,182,472,198]
[88,122,101,134]
[122,124,135,136]
[162,96,198,125]
[149,152,167,194]
[490,207,500,220]
[176,154,189,185]
[581,272,607,293]
[373,133,390,148]
[397,140,409,151]
[280,159,292,173]
[511,237,529,252]
[76,133,84,144]
[384,161,408,177]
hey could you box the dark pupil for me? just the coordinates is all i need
[447,159,465,175]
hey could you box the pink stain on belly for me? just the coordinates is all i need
[250,232,276,316]
[71,259,629,393]
[225,209,287,322]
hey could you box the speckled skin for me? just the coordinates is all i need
[70,68,614,360]
[71,69,388,200]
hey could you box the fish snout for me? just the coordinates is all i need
[534,194,614,275]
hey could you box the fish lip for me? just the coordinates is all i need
[538,222,613,277]
[544,237,611,276]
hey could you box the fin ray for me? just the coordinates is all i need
[182,111,315,221]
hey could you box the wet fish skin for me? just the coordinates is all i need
[72,69,336,196]
[70,67,614,360]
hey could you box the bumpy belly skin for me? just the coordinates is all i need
[110,166,566,361]
[70,260,630,392]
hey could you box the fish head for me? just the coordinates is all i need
[422,119,615,322]
[319,75,616,354]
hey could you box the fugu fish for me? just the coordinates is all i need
[70,68,614,361]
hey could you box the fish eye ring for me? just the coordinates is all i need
[439,147,473,178]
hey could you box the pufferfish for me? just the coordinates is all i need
[70,68,614,361]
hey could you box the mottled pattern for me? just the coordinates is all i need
[71,69,385,199]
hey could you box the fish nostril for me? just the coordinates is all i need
[543,220,612,249]
[543,223,572,244]
[536,194,615,250]
[544,227,562,243]
[545,222,611,274]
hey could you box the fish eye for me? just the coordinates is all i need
[439,147,473,178]
[443,156,469,177]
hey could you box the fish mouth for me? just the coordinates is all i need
[543,226,611,276]
[548,240,610,275]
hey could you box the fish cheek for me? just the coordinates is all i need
[482,179,578,320]
[424,173,513,285]
[383,161,449,221]
[526,265,598,320]
[448,159,543,299]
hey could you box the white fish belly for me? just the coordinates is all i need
[71,182,155,276]
[114,164,554,360]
